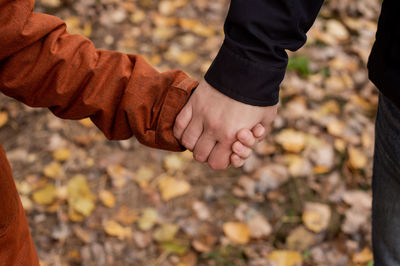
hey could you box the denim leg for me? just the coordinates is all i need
[372,93,400,265]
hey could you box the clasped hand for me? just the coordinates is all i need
[174,79,278,169]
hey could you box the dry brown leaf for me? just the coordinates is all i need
[114,205,137,225]
[286,226,317,251]
[222,222,250,244]
[192,234,217,253]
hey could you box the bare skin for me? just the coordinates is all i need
[174,79,277,170]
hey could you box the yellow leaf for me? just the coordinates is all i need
[163,154,184,172]
[106,165,134,188]
[327,119,346,137]
[276,129,306,153]
[268,250,303,266]
[313,165,330,175]
[103,220,132,240]
[179,18,215,37]
[67,175,96,219]
[33,184,56,205]
[302,202,331,233]
[99,190,116,208]
[352,247,373,265]
[52,148,71,162]
[134,166,154,188]
[222,222,250,244]
[43,161,62,178]
[153,223,179,242]
[0,112,8,128]
[78,118,95,128]
[158,176,191,201]
[177,51,197,66]
[348,147,368,170]
[137,208,158,231]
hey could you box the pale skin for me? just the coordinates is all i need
[174,79,278,170]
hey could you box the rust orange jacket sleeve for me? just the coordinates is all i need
[0,0,198,151]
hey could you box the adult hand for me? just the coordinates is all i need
[173,79,278,170]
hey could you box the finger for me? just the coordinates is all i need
[207,142,231,170]
[237,129,256,147]
[193,133,217,163]
[232,141,252,159]
[173,104,193,140]
[230,153,244,168]
[252,123,266,138]
[180,118,203,151]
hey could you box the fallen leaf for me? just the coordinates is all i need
[348,147,368,170]
[302,202,331,233]
[161,241,189,255]
[0,112,8,128]
[78,118,95,128]
[276,129,306,153]
[192,201,211,221]
[268,250,303,266]
[43,161,62,178]
[67,174,96,219]
[163,154,185,172]
[114,205,137,225]
[134,166,154,188]
[247,214,272,239]
[352,247,373,265]
[192,234,217,253]
[153,223,179,242]
[106,164,134,188]
[52,148,71,162]
[137,208,158,231]
[33,183,56,205]
[103,220,132,240]
[222,222,250,244]
[158,176,191,201]
[99,190,116,208]
[286,226,317,251]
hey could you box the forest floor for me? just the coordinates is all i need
[0,0,381,265]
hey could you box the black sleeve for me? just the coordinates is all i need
[205,0,324,106]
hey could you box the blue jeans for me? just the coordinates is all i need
[372,93,400,265]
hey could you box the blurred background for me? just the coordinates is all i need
[0,0,381,265]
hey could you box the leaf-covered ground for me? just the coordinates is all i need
[0,0,381,265]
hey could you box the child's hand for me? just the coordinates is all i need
[230,124,266,168]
